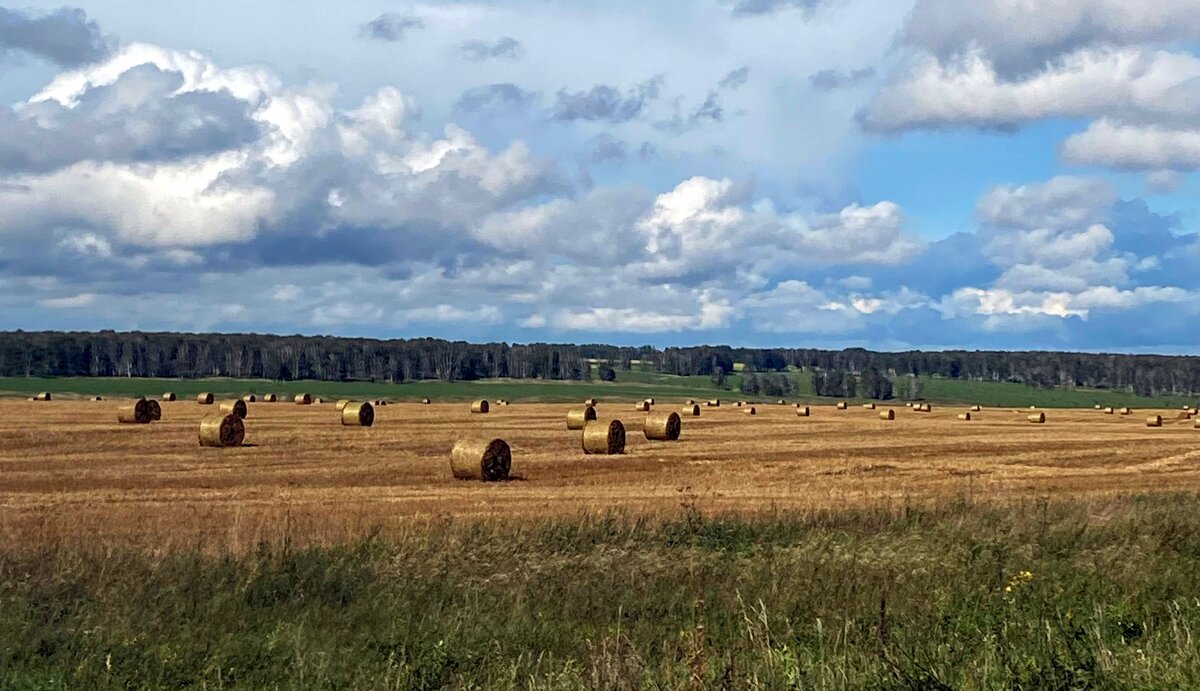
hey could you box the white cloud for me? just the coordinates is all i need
[1062,120,1200,171]
[38,293,96,309]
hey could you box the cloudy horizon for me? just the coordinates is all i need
[1,1,1198,351]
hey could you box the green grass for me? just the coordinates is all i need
[4,495,1200,689]
[2,371,1193,408]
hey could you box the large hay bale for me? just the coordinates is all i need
[879,409,895,420]
[1104,407,1114,414]
[422,398,432,405]
[218,399,248,419]
[863,403,876,410]
[918,404,933,413]
[706,399,721,407]
[958,412,972,421]
[34,392,51,401]
[566,407,598,430]
[777,399,787,405]
[197,392,214,405]
[342,401,375,427]
[1147,415,1163,428]
[633,401,651,412]
[117,399,153,424]
[836,402,848,410]
[645,398,655,406]
[736,401,745,408]
[1095,404,1103,410]
[93,396,103,401]
[644,411,682,441]
[294,393,312,405]
[744,406,757,416]
[682,404,701,417]
[264,393,278,403]
[1028,412,1046,424]
[199,413,245,447]
[450,438,511,481]
[970,405,982,412]
[336,399,350,412]
[582,420,625,455]
[313,398,324,405]
[242,394,256,403]
[1119,407,1132,415]
[796,405,810,417]
[583,398,598,407]
[471,399,490,414]
[686,399,696,405]
[162,392,176,402]
[147,399,162,421]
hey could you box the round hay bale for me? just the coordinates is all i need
[836,402,848,410]
[796,405,810,417]
[919,404,933,413]
[147,399,162,421]
[1104,407,1114,414]
[162,392,176,402]
[264,394,278,403]
[1119,407,1133,415]
[117,399,153,424]
[646,398,655,406]
[218,399,248,419]
[736,401,745,408]
[450,438,511,481]
[34,392,51,401]
[93,396,103,401]
[342,401,375,427]
[242,394,257,403]
[294,393,312,405]
[682,404,701,417]
[1095,404,1103,410]
[970,405,982,412]
[582,420,625,455]
[958,412,973,421]
[1195,418,1200,430]
[706,399,721,407]
[471,399,490,414]
[1028,412,1046,424]
[777,399,787,405]
[744,406,757,416]
[197,392,214,405]
[643,411,681,441]
[336,399,350,412]
[633,401,651,412]
[1147,415,1163,427]
[422,398,432,405]
[686,399,696,406]
[314,398,323,405]
[199,413,245,447]
[583,398,598,407]
[566,406,598,430]
[879,409,895,420]
[498,400,509,406]
[863,403,876,410]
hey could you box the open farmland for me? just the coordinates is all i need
[3,398,1200,550]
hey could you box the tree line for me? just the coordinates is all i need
[2,331,1199,397]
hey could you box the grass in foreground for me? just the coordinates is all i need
[3,495,1200,689]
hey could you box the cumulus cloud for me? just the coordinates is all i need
[1062,120,1200,171]
[727,0,831,17]
[359,14,424,42]
[902,0,1200,78]
[718,66,750,90]
[809,67,875,91]
[553,77,663,123]
[861,48,1200,133]
[460,36,522,61]
[454,83,538,113]
[0,6,109,66]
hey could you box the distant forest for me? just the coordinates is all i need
[2,330,1200,397]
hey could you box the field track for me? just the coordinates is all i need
[2,399,1199,550]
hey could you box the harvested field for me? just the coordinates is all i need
[2,400,1200,550]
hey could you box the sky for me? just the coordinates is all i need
[1,0,1199,351]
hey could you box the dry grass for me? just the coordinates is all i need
[2,400,1200,551]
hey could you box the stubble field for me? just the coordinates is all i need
[2,397,1199,550]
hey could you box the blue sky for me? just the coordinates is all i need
[1,0,1199,351]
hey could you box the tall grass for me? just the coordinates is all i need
[3,495,1200,689]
